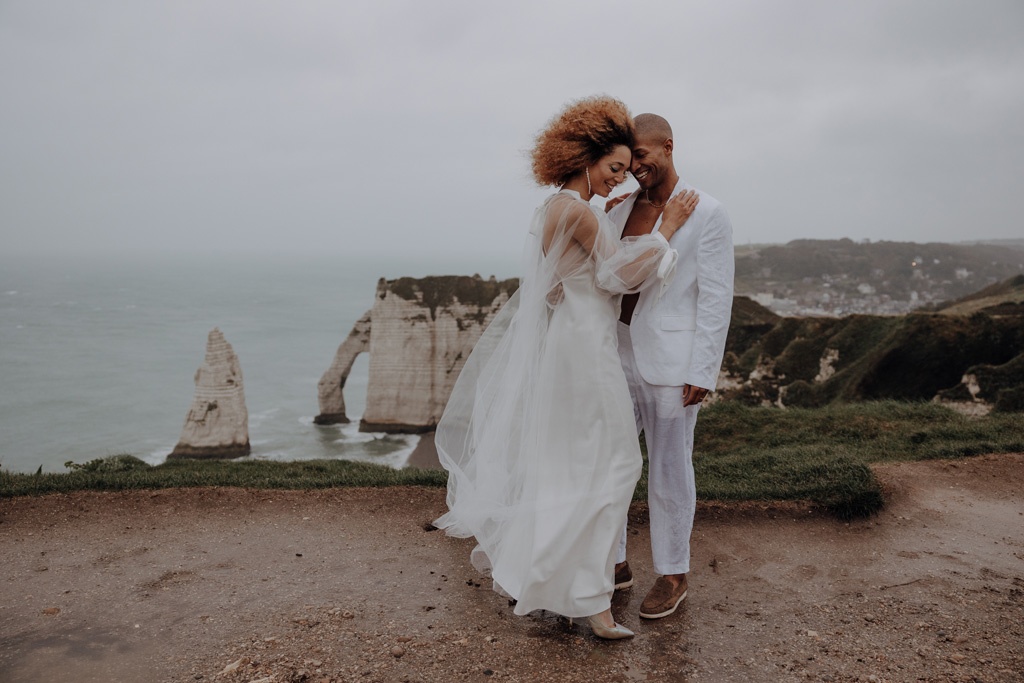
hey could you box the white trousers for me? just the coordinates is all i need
[616,321,699,575]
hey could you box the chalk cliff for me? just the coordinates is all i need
[317,274,1024,432]
[169,328,250,459]
[317,277,1024,434]
[314,311,371,425]
[316,275,519,432]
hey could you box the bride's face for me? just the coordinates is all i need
[587,145,631,198]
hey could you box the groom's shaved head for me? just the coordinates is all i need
[634,114,673,143]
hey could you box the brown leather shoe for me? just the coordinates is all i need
[614,561,633,590]
[639,575,688,619]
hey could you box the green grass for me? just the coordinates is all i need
[0,456,447,498]
[693,400,1024,463]
[3,402,1022,520]
[653,400,1023,519]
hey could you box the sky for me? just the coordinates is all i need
[2,1,1022,269]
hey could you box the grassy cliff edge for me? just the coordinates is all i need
[4,402,1022,520]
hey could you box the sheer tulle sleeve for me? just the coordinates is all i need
[592,227,678,295]
[540,193,677,295]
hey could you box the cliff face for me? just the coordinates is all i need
[170,328,250,459]
[718,300,1024,414]
[318,275,1024,437]
[316,275,519,432]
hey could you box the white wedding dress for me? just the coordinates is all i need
[434,189,677,618]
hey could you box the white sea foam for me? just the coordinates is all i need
[143,447,174,466]
[249,408,279,427]
[337,422,377,444]
[385,436,418,468]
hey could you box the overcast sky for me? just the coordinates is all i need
[2,1,1022,266]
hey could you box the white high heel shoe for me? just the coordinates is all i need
[586,615,635,640]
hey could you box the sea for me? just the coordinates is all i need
[0,253,517,474]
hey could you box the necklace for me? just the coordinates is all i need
[646,189,666,209]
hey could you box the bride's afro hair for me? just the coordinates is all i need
[531,96,635,187]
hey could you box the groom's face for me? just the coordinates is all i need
[630,136,673,191]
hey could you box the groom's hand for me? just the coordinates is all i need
[682,384,709,407]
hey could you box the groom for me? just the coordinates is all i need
[607,113,734,619]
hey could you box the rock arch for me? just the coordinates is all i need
[314,311,371,425]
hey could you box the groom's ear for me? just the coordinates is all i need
[663,138,674,156]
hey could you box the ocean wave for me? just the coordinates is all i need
[142,446,175,466]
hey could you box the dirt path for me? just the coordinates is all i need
[1,453,1022,683]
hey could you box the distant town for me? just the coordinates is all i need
[735,238,1024,316]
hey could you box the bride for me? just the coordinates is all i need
[434,96,698,639]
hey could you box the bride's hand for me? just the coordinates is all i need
[659,190,699,238]
[605,192,631,213]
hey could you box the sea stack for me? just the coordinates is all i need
[169,327,250,459]
[315,275,519,433]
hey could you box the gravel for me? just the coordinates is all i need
[1,453,1022,682]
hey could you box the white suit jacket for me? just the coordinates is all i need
[608,179,735,390]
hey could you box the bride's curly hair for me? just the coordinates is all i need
[531,96,635,187]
